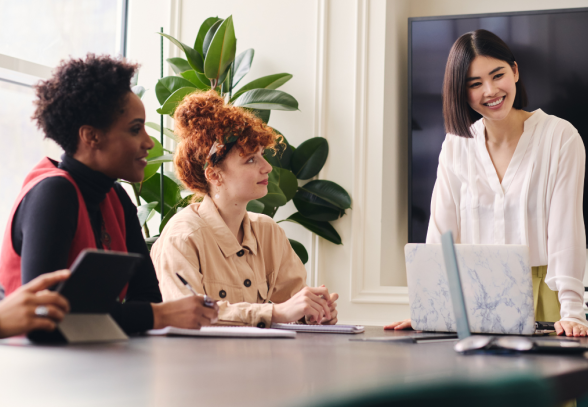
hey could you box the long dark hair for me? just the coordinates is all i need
[443,29,528,138]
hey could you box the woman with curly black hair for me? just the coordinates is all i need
[0,54,218,334]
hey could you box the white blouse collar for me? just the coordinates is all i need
[471,109,546,195]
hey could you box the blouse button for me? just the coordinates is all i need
[257,322,266,328]
[244,279,252,288]
[237,249,245,257]
[219,290,227,298]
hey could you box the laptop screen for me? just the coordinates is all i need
[441,231,471,340]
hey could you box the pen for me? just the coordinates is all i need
[176,273,216,308]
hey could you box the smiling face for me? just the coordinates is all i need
[466,56,519,122]
[212,145,272,203]
[94,92,154,182]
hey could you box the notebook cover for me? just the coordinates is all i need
[147,326,296,338]
[270,323,365,334]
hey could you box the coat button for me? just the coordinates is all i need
[257,322,266,328]
[219,290,226,298]
[244,279,251,287]
[237,249,245,257]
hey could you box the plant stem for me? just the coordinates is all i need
[132,182,151,238]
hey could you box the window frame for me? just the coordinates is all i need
[0,0,129,87]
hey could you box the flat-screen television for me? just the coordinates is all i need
[409,8,588,244]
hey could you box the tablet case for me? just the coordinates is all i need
[27,250,142,344]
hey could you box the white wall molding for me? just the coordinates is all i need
[168,0,182,65]
[347,0,409,305]
[349,0,369,301]
[164,0,182,154]
[309,0,329,288]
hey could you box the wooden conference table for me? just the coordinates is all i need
[1,327,588,406]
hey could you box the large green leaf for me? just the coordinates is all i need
[230,73,293,102]
[261,204,278,218]
[246,199,264,213]
[194,70,213,88]
[216,65,231,89]
[269,166,298,202]
[157,32,204,73]
[232,89,298,111]
[289,238,308,264]
[257,182,287,207]
[195,17,222,56]
[202,19,223,58]
[159,194,197,233]
[140,174,181,215]
[146,154,174,166]
[167,57,192,74]
[245,108,270,124]
[180,70,209,90]
[232,48,254,88]
[145,122,177,142]
[221,66,232,94]
[290,137,328,180]
[155,77,196,105]
[279,213,342,245]
[299,180,351,210]
[204,16,236,80]
[293,190,343,221]
[143,137,163,181]
[265,129,293,170]
[137,202,158,226]
[157,87,197,116]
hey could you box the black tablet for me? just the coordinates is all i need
[27,250,143,343]
[54,249,143,313]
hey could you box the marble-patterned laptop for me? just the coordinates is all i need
[405,244,535,335]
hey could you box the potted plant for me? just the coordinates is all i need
[129,16,351,264]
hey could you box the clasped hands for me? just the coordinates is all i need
[272,285,339,325]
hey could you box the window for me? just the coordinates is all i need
[0,0,128,248]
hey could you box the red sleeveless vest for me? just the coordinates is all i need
[0,157,128,298]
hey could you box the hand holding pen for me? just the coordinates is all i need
[173,273,219,326]
[176,273,217,309]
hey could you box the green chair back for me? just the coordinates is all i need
[295,374,554,407]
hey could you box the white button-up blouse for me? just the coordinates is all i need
[427,109,588,325]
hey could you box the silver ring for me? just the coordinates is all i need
[34,305,49,317]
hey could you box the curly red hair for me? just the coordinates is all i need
[174,90,280,197]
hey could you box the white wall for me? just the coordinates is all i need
[129,0,588,326]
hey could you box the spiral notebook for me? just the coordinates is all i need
[148,326,296,338]
[270,323,365,334]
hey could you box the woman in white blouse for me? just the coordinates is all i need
[387,29,588,336]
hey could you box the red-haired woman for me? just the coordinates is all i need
[0,55,217,334]
[151,91,338,328]
[388,30,587,337]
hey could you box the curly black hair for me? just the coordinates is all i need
[32,54,139,155]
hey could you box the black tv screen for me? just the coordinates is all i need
[409,8,588,243]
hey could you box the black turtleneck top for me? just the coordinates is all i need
[11,154,162,334]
